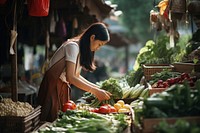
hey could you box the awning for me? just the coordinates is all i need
[51,0,113,21]
[81,0,113,21]
[108,32,131,48]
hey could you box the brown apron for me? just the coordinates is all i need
[37,57,71,122]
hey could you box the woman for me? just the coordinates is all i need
[38,22,112,122]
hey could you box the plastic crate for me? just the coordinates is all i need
[142,64,174,81]
[0,106,41,133]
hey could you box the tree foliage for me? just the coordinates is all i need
[111,0,155,43]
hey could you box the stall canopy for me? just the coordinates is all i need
[109,32,131,48]
[51,0,113,21]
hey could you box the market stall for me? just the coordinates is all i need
[129,0,200,132]
[0,0,137,132]
[1,0,200,133]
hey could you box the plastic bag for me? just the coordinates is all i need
[27,0,50,16]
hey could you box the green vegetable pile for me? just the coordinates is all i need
[155,119,200,133]
[149,69,181,85]
[38,110,128,133]
[100,78,123,99]
[90,78,123,107]
[125,67,144,87]
[134,35,173,71]
[134,79,200,124]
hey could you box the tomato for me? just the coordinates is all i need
[101,104,111,108]
[94,108,99,113]
[68,100,75,105]
[167,78,175,85]
[89,107,100,113]
[157,80,163,85]
[99,105,110,114]
[89,108,95,112]
[181,73,190,80]
[62,102,74,112]
[189,81,195,87]
[162,82,169,88]
[110,106,117,113]
[67,100,76,109]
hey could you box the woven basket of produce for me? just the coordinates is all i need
[142,64,174,81]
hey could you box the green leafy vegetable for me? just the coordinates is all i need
[39,110,128,133]
[90,78,123,107]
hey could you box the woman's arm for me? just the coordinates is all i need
[79,75,100,88]
[65,61,111,101]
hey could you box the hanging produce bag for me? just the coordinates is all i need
[55,18,67,37]
[27,0,50,16]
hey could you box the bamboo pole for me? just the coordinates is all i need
[11,0,18,102]
[45,30,50,61]
[125,44,129,73]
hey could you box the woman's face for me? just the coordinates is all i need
[90,35,109,51]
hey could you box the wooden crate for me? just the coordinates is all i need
[173,62,200,73]
[147,83,167,96]
[141,116,200,133]
[142,64,174,81]
[0,106,41,133]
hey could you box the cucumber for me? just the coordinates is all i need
[144,97,172,109]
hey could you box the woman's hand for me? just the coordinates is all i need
[91,88,112,101]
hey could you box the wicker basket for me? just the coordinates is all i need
[0,106,41,133]
[142,64,174,81]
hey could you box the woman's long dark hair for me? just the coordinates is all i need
[79,22,109,71]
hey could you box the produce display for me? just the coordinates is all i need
[134,36,177,71]
[149,69,181,85]
[88,78,123,107]
[0,3,199,133]
[38,110,129,133]
[83,77,149,108]
[133,79,200,124]
[1,33,198,133]
[76,102,117,114]
[34,19,198,133]
[150,71,197,88]
[49,78,139,133]
[0,97,34,116]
